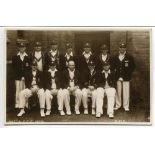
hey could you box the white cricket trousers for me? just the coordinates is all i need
[115,81,130,110]
[45,89,63,111]
[15,80,25,107]
[62,88,82,112]
[96,87,116,115]
[82,88,97,109]
[19,88,45,109]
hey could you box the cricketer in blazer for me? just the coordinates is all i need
[44,70,62,90]
[113,53,136,81]
[95,53,114,72]
[30,51,45,69]
[12,54,31,80]
[77,53,96,72]
[95,70,116,88]
[81,69,98,89]
[62,69,82,89]
[23,70,44,89]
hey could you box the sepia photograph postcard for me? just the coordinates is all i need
[4,27,151,125]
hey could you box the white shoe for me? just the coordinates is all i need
[66,111,71,115]
[46,110,51,116]
[40,110,45,117]
[84,109,88,115]
[109,114,114,119]
[60,110,65,116]
[96,113,101,118]
[92,108,96,115]
[124,108,129,112]
[17,109,25,117]
[75,110,80,115]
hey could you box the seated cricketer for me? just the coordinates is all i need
[17,61,45,117]
[44,61,64,116]
[62,60,82,115]
[81,61,97,115]
[96,62,116,118]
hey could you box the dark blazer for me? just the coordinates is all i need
[24,70,43,89]
[95,53,114,71]
[12,54,31,80]
[44,70,62,90]
[44,51,63,71]
[77,53,96,72]
[30,51,45,69]
[96,71,116,88]
[81,69,97,88]
[113,53,136,81]
[59,54,78,71]
[62,69,82,89]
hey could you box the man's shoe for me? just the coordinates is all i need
[17,109,25,117]
[124,108,129,112]
[66,111,71,115]
[92,108,96,115]
[96,113,101,118]
[75,110,80,115]
[84,109,88,115]
[109,114,114,119]
[40,110,45,117]
[60,110,65,116]
[46,110,51,116]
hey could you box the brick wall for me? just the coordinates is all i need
[127,30,150,107]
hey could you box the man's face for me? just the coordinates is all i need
[88,65,95,71]
[51,45,58,51]
[66,48,72,54]
[50,65,56,71]
[119,47,126,54]
[35,46,42,51]
[84,47,91,53]
[103,65,110,71]
[101,49,108,55]
[19,47,26,53]
[68,61,75,71]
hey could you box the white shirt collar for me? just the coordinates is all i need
[82,51,92,55]
[65,52,73,57]
[48,68,57,72]
[17,52,28,56]
[50,50,57,53]
[102,54,107,57]
[102,70,111,74]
